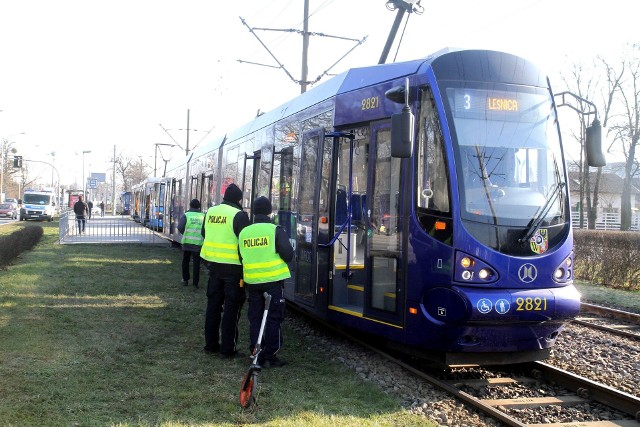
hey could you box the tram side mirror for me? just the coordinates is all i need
[391,107,414,158]
[585,118,606,167]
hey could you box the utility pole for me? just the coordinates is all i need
[239,2,367,94]
[186,109,190,155]
[300,0,310,94]
[112,145,116,215]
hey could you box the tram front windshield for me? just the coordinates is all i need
[444,83,567,229]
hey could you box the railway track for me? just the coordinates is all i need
[287,305,640,426]
[399,355,640,426]
[574,303,640,340]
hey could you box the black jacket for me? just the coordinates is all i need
[73,200,87,217]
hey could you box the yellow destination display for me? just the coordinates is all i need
[487,97,518,111]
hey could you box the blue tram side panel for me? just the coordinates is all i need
[156,48,604,366]
[130,178,167,231]
[118,191,132,215]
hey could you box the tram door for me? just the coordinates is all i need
[330,127,369,314]
[364,122,403,325]
[330,123,403,325]
[294,129,331,306]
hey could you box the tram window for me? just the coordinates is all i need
[272,154,281,212]
[417,88,450,214]
[224,146,239,188]
[203,174,214,208]
[370,128,401,252]
[319,138,332,214]
[273,147,295,238]
[258,145,272,199]
[189,176,198,201]
[299,140,317,215]
[278,148,294,211]
[176,179,183,214]
[334,135,369,238]
[242,154,254,212]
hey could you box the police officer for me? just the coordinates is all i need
[178,199,205,289]
[200,184,250,358]
[239,196,294,368]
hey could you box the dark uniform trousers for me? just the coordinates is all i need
[205,267,246,354]
[181,250,201,286]
[247,281,285,361]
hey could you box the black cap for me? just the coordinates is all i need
[223,183,243,204]
[253,196,272,215]
[189,199,201,209]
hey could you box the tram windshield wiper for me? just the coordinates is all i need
[519,182,565,243]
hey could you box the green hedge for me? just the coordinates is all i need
[0,225,44,267]
[574,229,640,291]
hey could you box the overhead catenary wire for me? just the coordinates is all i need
[237,0,366,93]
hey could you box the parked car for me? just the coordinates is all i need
[0,202,18,219]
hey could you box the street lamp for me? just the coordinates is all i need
[48,152,56,187]
[1,132,26,201]
[82,150,91,197]
[154,143,175,177]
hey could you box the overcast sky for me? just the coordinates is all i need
[0,0,637,188]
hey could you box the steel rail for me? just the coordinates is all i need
[521,361,640,422]
[288,305,640,425]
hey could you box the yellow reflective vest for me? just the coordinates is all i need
[181,211,205,247]
[239,222,291,284]
[200,204,241,264]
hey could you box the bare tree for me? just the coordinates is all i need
[605,44,640,230]
[561,62,602,229]
[561,51,626,229]
[114,154,149,192]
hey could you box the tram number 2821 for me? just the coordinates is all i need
[515,297,548,311]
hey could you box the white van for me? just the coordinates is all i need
[20,189,56,221]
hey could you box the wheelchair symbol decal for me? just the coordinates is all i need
[476,298,492,314]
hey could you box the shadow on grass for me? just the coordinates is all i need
[0,232,430,426]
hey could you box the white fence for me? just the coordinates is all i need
[58,211,168,244]
[571,211,640,231]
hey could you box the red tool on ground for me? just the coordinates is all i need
[239,291,271,409]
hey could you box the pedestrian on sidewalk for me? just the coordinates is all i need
[73,195,88,234]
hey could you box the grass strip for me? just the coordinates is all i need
[0,221,431,426]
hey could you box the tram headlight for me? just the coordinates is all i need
[478,269,492,280]
[454,251,498,284]
[553,252,574,283]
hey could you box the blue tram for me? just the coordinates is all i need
[132,178,168,231]
[117,191,132,216]
[157,48,604,365]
